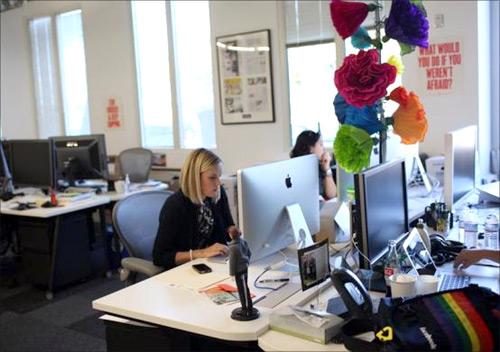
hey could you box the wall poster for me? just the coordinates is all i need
[216,29,275,125]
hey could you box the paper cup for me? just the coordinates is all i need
[416,275,439,295]
[114,180,126,194]
[390,274,417,298]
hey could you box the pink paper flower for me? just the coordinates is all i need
[334,49,397,108]
[329,0,369,40]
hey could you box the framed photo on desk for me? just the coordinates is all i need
[216,29,275,125]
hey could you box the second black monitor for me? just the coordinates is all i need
[354,158,409,270]
[50,134,109,184]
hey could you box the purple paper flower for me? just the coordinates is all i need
[385,0,429,48]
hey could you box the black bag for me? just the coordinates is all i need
[331,268,500,351]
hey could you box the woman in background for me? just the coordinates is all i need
[290,130,336,200]
[153,148,240,270]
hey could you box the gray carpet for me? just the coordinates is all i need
[0,270,124,352]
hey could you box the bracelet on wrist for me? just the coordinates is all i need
[189,249,193,261]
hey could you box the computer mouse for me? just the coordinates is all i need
[41,201,55,208]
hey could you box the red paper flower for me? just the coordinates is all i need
[389,86,428,144]
[334,49,397,108]
[329,0,369,40]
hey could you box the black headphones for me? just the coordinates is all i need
[430,234,465,266]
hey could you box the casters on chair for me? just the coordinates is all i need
[45,291,54,300]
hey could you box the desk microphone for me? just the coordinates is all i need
[229,236,259,321]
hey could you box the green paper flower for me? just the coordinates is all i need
[334,125,373,173]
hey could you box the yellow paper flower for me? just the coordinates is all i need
[387,55,405,75]
[389,87,428,144]
[387,55,405,76]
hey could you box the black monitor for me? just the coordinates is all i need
[50,134,109,184]
[8,139,56,189]
[354,158,409,270]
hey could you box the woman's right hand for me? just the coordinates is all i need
[199,243,228,258]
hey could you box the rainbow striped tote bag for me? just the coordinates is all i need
[339,285,499,351]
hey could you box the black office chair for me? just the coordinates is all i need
[118,148,153,183]
[112,190,172,285]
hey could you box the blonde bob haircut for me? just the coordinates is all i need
[180,148,222,205]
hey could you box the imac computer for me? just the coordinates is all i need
[50,134,109,185]
[8,139,56,189]
[444,125,476,210]
[353,158,409,290]
[237,155,320,263]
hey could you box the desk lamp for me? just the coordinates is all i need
[229,236,259,321]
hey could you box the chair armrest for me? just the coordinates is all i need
[121,257,163,278]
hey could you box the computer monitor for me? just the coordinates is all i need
[237,155,320,263]
[50,134,109,184]
[444,125,476,210]
[354,158,409,270]
[8,139,56,189]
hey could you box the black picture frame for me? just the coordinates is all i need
[215,29,275,125]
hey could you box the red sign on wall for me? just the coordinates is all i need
[417,39,463,94]
[107,98,122,129]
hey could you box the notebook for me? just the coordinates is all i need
[402,228,470,291]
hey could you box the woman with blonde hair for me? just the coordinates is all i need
[153,148,240,270]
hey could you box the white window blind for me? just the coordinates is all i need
[131,0,174,148]
[29,16,63,138]
[55,9,90,136]
[171,0,216,149]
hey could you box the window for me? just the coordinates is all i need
[29,10,90,138]
[284,1,338,146]
[131,0,216,149]
[287,42,338,145]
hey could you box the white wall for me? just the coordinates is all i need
[1,0,496,175]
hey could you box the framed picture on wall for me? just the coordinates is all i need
[216,29,275,125]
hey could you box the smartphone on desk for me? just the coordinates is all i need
[192,263,212,274]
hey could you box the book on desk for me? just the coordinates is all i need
[57,191,94,202]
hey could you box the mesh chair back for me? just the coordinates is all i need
[118,148,153,182]
[112,190,172,260]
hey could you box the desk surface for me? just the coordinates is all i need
[0,196,110,218]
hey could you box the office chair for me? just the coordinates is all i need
[112,190,172,285]
[118,148,153,183]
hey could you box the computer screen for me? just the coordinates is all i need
[354,158,409,269]
[8,139,56,189]
[50,134,109,184]
[237,155,320,263]
[444,125,476,210]
[0,140,11,179]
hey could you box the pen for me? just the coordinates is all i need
[258,278,290,283]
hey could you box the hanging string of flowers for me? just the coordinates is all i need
[329,0,430,173]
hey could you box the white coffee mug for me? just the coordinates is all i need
[114,180,126,194]
[416,275,439,295]
[390,274,417,298]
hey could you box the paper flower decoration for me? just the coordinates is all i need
[387,55,404,75]
[385,0,429,49]
[351,27,372,50]
[329,0,371,40]
[389,87,428,144]
[334,93,383,135]
[334,124,373,173]
[334,49,397,108]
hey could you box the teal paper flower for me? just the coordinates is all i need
[334,124,373,173]
[351,27,372,49]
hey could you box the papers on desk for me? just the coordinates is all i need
[200,283,240,305]
[57,192,94,202]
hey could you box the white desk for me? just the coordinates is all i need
[1,195,112,299]
[104,182,168,202]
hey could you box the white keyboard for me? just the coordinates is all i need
[254,282,301,309]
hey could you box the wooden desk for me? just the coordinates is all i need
[1,196,111,299]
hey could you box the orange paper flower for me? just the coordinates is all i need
[389,87,428,144]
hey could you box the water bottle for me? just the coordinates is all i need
[415,218,431,252]
[124,174,130,193]
[462,208,478,248]
[384,240,401,297]
[484,214,499,250]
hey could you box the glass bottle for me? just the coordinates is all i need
[384,240,401,297]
